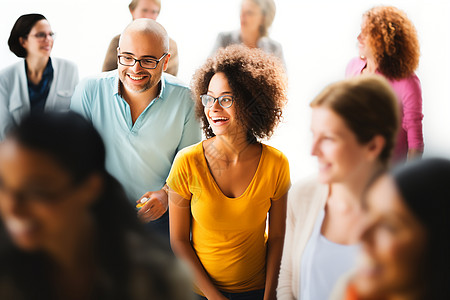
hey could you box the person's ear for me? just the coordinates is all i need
[129,8,136,20]
[366,135,386,161]
[19,37,26,48]
[162,53,171,72]
[77,174,103,208]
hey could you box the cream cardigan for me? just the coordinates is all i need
[277,176,329,299]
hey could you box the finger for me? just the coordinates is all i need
[136,197,149,207]
[138,208,155,223]
[145,205,165,221]
[137,192,153,203]
[137,205,153,219]
[149,205,167,220]
[146,197,164,210]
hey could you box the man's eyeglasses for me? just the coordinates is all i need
[28,32,55,40]
[200,94,234,108]
[118,52,168,69]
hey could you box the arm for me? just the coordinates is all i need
[136,186,169,222]
[0,79,13,141]
[102,35,119,72]
[407,148,423,160]
[169,189,227,300]
[210,32,227,57]
[264,192,288,300]
[277,191,296,300]
[166,38,179,77]
[273,42,286,72]
[401,76,424,158]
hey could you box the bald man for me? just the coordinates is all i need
[102,0,179,76]
[71,19,201,239]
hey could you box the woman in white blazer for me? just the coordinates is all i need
[0,13,79,140]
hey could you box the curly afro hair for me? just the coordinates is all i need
[191,44,287,143]
[362,6,420,79]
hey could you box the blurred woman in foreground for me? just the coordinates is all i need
[334,158,450,300]
[0,112,191,300]
[278,75,399,300]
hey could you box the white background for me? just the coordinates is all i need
[1,0,449,182]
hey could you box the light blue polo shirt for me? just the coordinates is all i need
[70,71,201,202]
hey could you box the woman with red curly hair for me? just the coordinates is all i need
[346,6,424,163]
[167,45,290,300]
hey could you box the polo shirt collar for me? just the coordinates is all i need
[113,72,166,101]
[158,73,166,100]
[113,73,120,96]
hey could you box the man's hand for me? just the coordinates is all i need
[136,188,168,223]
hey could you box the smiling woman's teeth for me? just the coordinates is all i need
[212,117,229,122]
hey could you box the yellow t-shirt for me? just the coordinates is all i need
[167,141,291,294]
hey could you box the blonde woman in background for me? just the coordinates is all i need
[211,0,285,66]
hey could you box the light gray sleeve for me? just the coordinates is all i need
[210,32,229,57]
[274,44,286,71]
[0,76,14,141]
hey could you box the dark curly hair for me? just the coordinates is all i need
[191,44,287,143]
[362,6,420,79]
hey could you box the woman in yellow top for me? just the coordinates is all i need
[167,45,289,300]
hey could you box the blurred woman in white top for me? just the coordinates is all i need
[277,75,400,300]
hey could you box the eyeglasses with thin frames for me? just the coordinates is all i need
[118,52,168,70]
[200,94,234,108]
[28,32,55,40]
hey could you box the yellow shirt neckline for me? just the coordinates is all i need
[200,140,265,200]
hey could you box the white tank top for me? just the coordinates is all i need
[299,210,359,300]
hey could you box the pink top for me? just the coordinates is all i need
[345,57,424,162]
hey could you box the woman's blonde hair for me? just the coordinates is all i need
[129,0,161,12]
[249,0,276,36]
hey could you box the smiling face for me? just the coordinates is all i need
[204,72,242,138]
[130,0,160,20]
[0,140,95,252]
[310,106,374,184]
[20,19,53,59]
[118,30,168,95]
[354,175,427,298]
[240,0,264,34]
